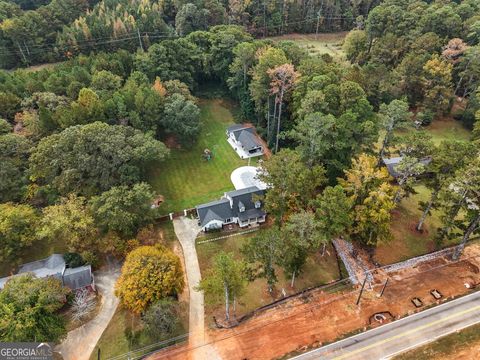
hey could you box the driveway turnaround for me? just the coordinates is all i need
[291,290,480,360]
[173,216,222,360]
[55,260,120,360]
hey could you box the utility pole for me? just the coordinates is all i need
[356,276,367,305]
[136,28,144,52]
[16,41,28,64]
[263,1,267,38]
[378,278,389,298]
[315,9,322,40]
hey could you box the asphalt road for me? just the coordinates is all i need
[290,290,480,360]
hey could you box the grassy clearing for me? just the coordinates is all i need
[268,32,347,59]
[393,323,480,360]
[426,116,471,144]
[375,184,443,265]
[147,98,259,214]
[89,305,188,360]
[196,229,340,319]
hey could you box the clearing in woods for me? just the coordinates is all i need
[268,32,347,59]
[147,98,260,214]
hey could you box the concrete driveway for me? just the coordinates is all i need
[173,216,222,360]
[55,260,120,360]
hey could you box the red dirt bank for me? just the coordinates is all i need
[148,243,480,360]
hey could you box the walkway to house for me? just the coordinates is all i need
[173,216,222,360]
[55,259,121,360]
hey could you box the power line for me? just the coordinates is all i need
[106,248,480,360]
[0,13,355,60]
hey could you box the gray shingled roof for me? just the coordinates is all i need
[63,266,93,290]
[227,126,262,151]
[226,186,265,219]
[196,198,233,227]
[227,124,246,133]
[0,254,94,290]
[18,254,65,279]
[238,208,266,222]
[383,156,432,178]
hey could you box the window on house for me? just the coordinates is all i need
[255,200,261,209]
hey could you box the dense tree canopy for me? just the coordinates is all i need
[0,274,69,342]
[0,202,39,262]
[29,122,168,196]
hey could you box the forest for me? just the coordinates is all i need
[0,0,379,68]
[0,0,480,354]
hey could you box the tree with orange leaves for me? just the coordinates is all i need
[267,63,299,153]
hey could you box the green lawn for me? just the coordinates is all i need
[196,230,341,319]
[268,32,347,60]
[89,306,188,360]
[147,98,260,214]
[426,116,471,144]
[393,323,480,360]
[375,184,443,265]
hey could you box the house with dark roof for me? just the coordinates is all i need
[196,186,266,231]
[226,124,264,158]
[382,156,432,179]
[0,254,95,291]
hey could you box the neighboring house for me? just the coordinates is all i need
[227,124,264,158]
[0,254,95,291]
[196,186,266,231]
[382,156,432,179]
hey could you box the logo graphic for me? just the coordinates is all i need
[0,343,53,360]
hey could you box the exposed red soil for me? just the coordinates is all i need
[148,244,480,360]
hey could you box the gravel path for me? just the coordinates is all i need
[55,261,120,360]
[173,216,222,360]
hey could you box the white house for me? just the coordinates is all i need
[196,186,266,231]
[226,124,264,158]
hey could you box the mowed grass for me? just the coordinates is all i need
[268,32,347,59]
[89,306,188,360]
[147,98,258,213]
[375,185,442,265]
[426,116,471,144]
[196,230,341,319]
[393,323,480,360]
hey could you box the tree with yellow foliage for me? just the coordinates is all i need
[422,55,454,115]
[339,154,397,246]
[115,245,184,314]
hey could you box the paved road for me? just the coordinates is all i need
[55,261,120,360]
[291,290,480,360]
[173,217,222,360]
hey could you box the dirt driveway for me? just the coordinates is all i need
[55,260,120,360]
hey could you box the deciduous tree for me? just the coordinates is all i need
[197,252,247,320]
[0,203,39,262]
[89,183,156,237]
[0,274,68,342]
[115,245,184,314]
